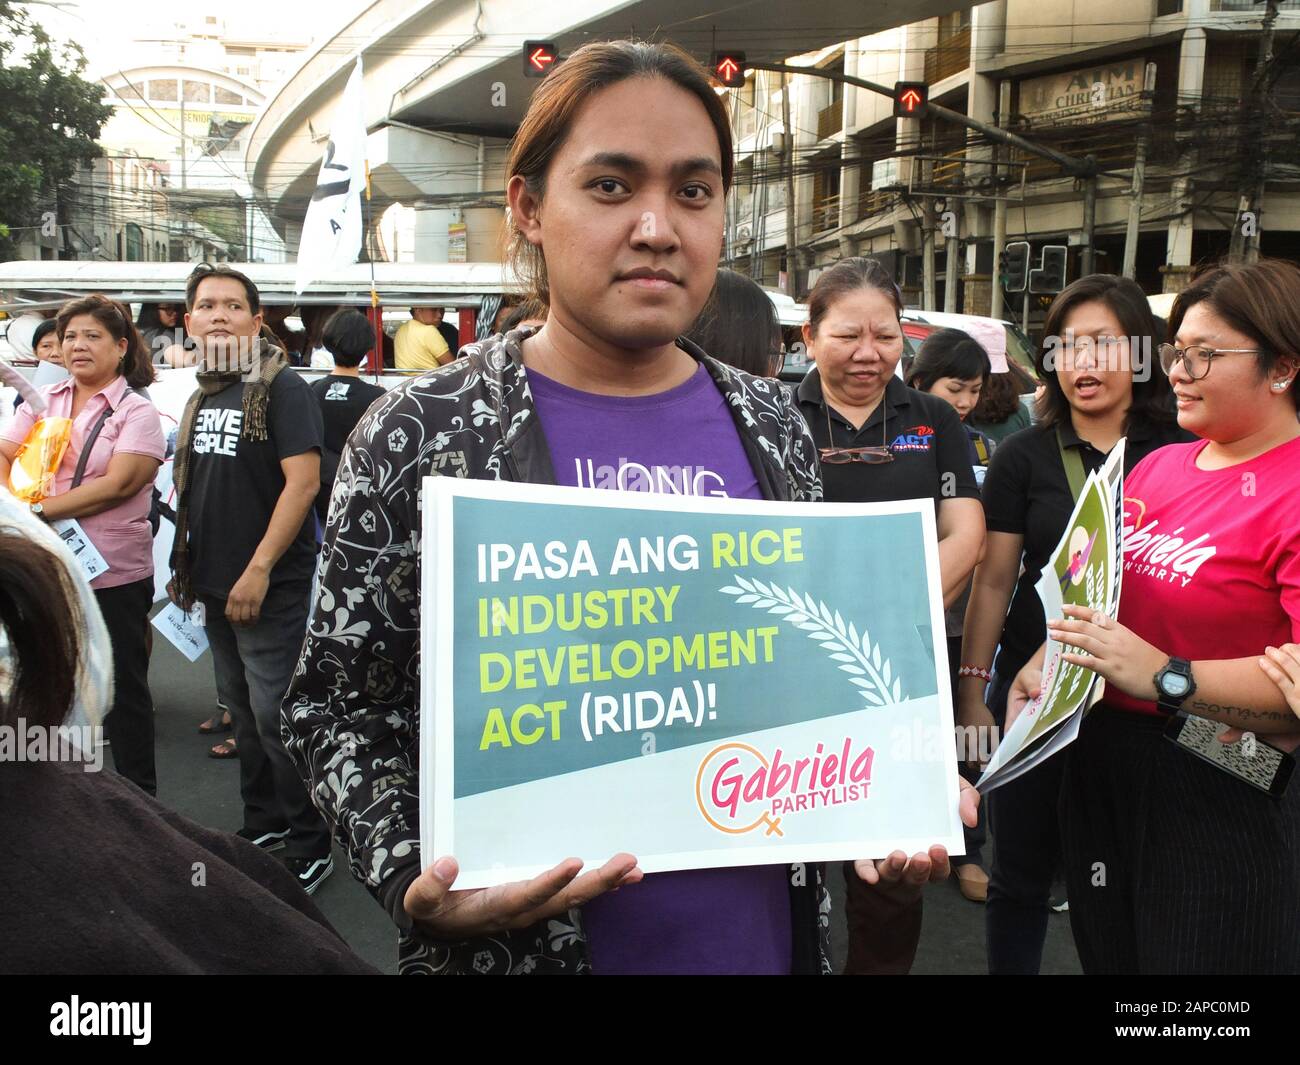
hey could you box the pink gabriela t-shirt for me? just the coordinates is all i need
[4,375,165,590]
[1109,435,1300,716]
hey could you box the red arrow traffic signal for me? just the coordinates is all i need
[892,81,929,118]
[523,40,558,78]
[710,50,746,88]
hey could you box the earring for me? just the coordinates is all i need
[1274,380,1290,391]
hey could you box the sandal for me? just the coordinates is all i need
[208,737,238,759]
[199,708,233,735]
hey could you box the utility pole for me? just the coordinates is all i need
[1245,0,1279,263]
[990,81,1010,321]
[944,187,959,313]
[180,96,187,190]
[1122,63,1157,280]
[922,170,937,311]
[781,72,798,297]
[1081,163,1097,276]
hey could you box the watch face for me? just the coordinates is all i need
[1162,673,1191,698]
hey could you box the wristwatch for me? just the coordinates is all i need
[29,502,46,522]
[1153,657,1196,714]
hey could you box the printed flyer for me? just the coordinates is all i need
[420,478,964,888]
[977,442,1125,792]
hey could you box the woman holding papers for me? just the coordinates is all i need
[959,274,1187,974]
[0,294,165,796]
[1007,259,1300,974]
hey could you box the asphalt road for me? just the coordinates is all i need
[143,610,1082,976]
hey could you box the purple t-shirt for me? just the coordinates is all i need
[528,363,793,975]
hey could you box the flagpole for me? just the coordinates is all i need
[365,159,381,379]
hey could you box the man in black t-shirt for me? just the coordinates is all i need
[310,309,386,523]
[177,264,333,895]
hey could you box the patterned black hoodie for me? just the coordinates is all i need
[283,329,831,974]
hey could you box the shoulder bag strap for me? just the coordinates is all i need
[1055,423,1087,502]
[70,404,115,490]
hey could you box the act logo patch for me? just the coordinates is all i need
[890,424,934,452]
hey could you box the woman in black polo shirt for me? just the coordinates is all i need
[796,259,985,601]
[796,257,986,974]
[957,273,1189,974]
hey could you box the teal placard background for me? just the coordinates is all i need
[451,495,938,799]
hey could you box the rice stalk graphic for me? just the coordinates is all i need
[720,575,905,706]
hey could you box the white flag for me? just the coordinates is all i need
[295,57,367,295]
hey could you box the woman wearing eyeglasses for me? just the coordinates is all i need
[958,273,1188,974]
[795,257,985,973]
[1005,259,1300,974]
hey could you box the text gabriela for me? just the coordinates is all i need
[708,738,874,820]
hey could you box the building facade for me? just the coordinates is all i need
[726,0,1300,331]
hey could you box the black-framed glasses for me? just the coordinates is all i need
[1157,343,1262,381]
[819,403,894,465]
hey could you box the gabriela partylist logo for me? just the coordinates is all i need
[695,738,874,837]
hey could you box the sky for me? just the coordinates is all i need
[19,0,363,79]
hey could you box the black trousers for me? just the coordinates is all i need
[1061,705,1300,974]
[841,861,923,974]
[201,583,330,860]
[839,637,984,974]
[94,578,157,795]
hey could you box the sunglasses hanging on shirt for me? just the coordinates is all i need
[819,402,894,465]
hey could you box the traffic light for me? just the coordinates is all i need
[711,51,746,88]
[1030,245,1068,294]
[523,41,558,78]
[999,241,1030,293]
[892,81,928,118]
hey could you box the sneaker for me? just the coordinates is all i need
[236,826,291,853]
[1051,897,1069,913]
[284,854,334,895]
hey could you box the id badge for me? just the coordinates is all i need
[1164,711,1294,799]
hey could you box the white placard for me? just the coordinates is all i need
[50,519,110,582]
[152,602,209,662]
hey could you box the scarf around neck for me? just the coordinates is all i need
[168,339,290,606]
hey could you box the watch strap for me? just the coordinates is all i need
[1154,657,1195,715]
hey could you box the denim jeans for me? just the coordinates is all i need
[201,582,330,860]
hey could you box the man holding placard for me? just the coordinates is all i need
[284,40,976,975]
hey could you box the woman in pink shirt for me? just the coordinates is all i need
[1007,259,1300,974]
[0,294,165,795]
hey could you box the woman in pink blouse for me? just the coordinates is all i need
[0,294,165,794]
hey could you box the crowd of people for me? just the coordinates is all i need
[2,38,1300,976]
